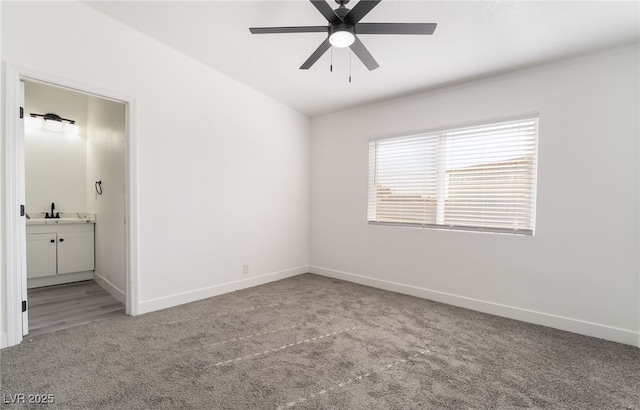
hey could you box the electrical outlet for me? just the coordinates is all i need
[242,264,249,275]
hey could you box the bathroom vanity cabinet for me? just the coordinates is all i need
[26,223,95,279]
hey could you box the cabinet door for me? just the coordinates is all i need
[57,230,95,274]
[26,233,57,278]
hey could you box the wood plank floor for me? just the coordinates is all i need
[27,280,124,337]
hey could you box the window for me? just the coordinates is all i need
[367,115,538,235]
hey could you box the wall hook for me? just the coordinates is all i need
[95,180,103,195]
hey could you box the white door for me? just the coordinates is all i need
[18,80,29,335]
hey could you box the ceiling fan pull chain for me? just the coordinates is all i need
[349,49,352,83]
[330,47,333,72]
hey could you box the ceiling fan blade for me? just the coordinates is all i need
[310,0,338,23]
[356,23,437,35]
[250,26,329,34]
[300,37,332,70]
[349,36,379,71]
[346,0,381,24]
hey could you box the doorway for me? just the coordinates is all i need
[3,64,138,348]
[23,80,126,335]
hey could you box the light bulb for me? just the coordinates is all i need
[329,31,355,48]
[44,119,63,131]
[25,117,44,129]
[63,123,80,135]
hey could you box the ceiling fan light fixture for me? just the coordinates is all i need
[329,23,355,48]
[330,30,355,48]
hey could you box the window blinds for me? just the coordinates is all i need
[368,116,538,235]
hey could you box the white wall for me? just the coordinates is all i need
[24,82,88,215]
[1,0,310,345]
[310,46,640,346]
[86,95,126,302]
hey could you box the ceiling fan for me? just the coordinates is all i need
[249,0,437,71]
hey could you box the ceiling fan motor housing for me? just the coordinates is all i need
[330,22,355,37]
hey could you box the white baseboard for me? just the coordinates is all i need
[94,273,126,304]
[1,332,7,349]
[137,265,308,315]
[310,265,640,348]
[27,271,93,289]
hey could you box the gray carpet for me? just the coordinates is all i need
[1,273,639,409]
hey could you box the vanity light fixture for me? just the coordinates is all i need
[27,113,79,134]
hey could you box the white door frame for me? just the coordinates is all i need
[3,63,139,347]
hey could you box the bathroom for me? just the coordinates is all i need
[23,81,127,335]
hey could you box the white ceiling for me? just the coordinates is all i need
[85,0,639,117]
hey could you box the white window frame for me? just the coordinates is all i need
[368,114,539,235]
